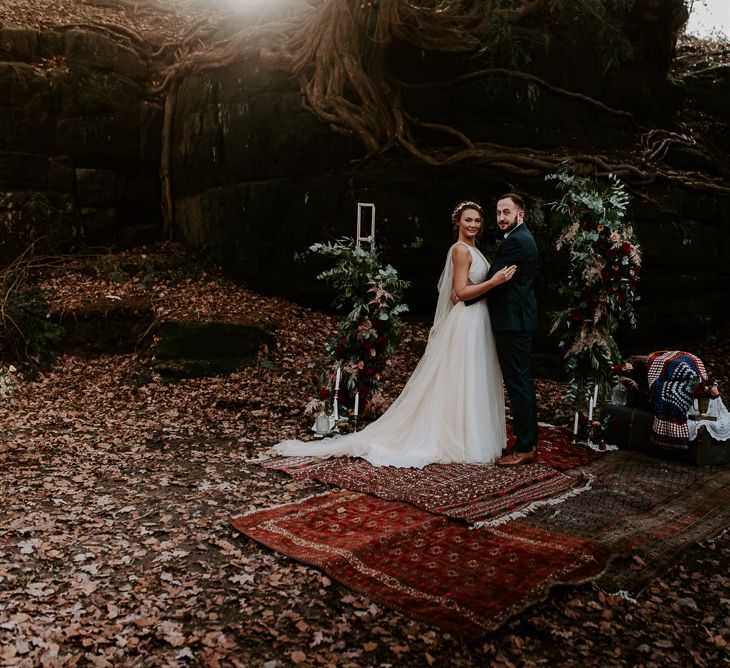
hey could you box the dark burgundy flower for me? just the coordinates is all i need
[621,242,632,254]
[319,388,331,400]
[335,346,345,356]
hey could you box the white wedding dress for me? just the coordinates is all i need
[272,242,506,468]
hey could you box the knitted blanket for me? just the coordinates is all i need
[648,351,708,450]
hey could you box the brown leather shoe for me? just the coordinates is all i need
[496,449,537,466]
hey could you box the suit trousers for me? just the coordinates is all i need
[494,331,538,452]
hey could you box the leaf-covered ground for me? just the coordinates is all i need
[0,244,728,667]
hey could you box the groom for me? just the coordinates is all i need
[465,193,539,465]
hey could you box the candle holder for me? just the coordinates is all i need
[332,387,340,423]
[588,420,601,447]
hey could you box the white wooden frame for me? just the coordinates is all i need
[355,202,376,248]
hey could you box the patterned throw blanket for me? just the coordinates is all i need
[648,351,708,450]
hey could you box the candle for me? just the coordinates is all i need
[573,411,579,435]
[354,392,359,417]
[335,366,341,390]
[588,398,594,422]
[593,384,599,406]
[333,398,339,421]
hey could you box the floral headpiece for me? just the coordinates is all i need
[451,200,483,220]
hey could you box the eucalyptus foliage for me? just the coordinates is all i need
[547,172,642,406]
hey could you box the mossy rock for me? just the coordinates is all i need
[152,321,275,379]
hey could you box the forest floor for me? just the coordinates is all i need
[1,2,729,666]
[0,243,728,667]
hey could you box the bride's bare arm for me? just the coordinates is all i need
[452,245,516,301]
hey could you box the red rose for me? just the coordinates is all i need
[621,242,632,254]
[319,388,331,400]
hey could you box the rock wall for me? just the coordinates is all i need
[0,26,163,261]
[168,52,730,354]
[2,5,728,357]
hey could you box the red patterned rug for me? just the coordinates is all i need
[529,423,603,471]
[230,491,611,639]
[260,454,591,527]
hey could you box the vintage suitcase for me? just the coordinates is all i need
[603,403,730,466]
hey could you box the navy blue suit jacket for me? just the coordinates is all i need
[484,224,538,332]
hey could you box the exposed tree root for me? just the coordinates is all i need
[143,0,728,232]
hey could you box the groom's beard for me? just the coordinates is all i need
[499,218,520,234]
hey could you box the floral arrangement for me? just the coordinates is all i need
[546,172,642,405]
[302,238,410,417]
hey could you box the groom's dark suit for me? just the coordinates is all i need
[470,223,539,453]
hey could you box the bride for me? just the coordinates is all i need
[273,201,516,468]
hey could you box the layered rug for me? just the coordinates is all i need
[235,426,728,637]
[260,456,590,528]
[259,424,599,527]
[532,423,603,470]
[521,451,730,595]
[230,491,611,639]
